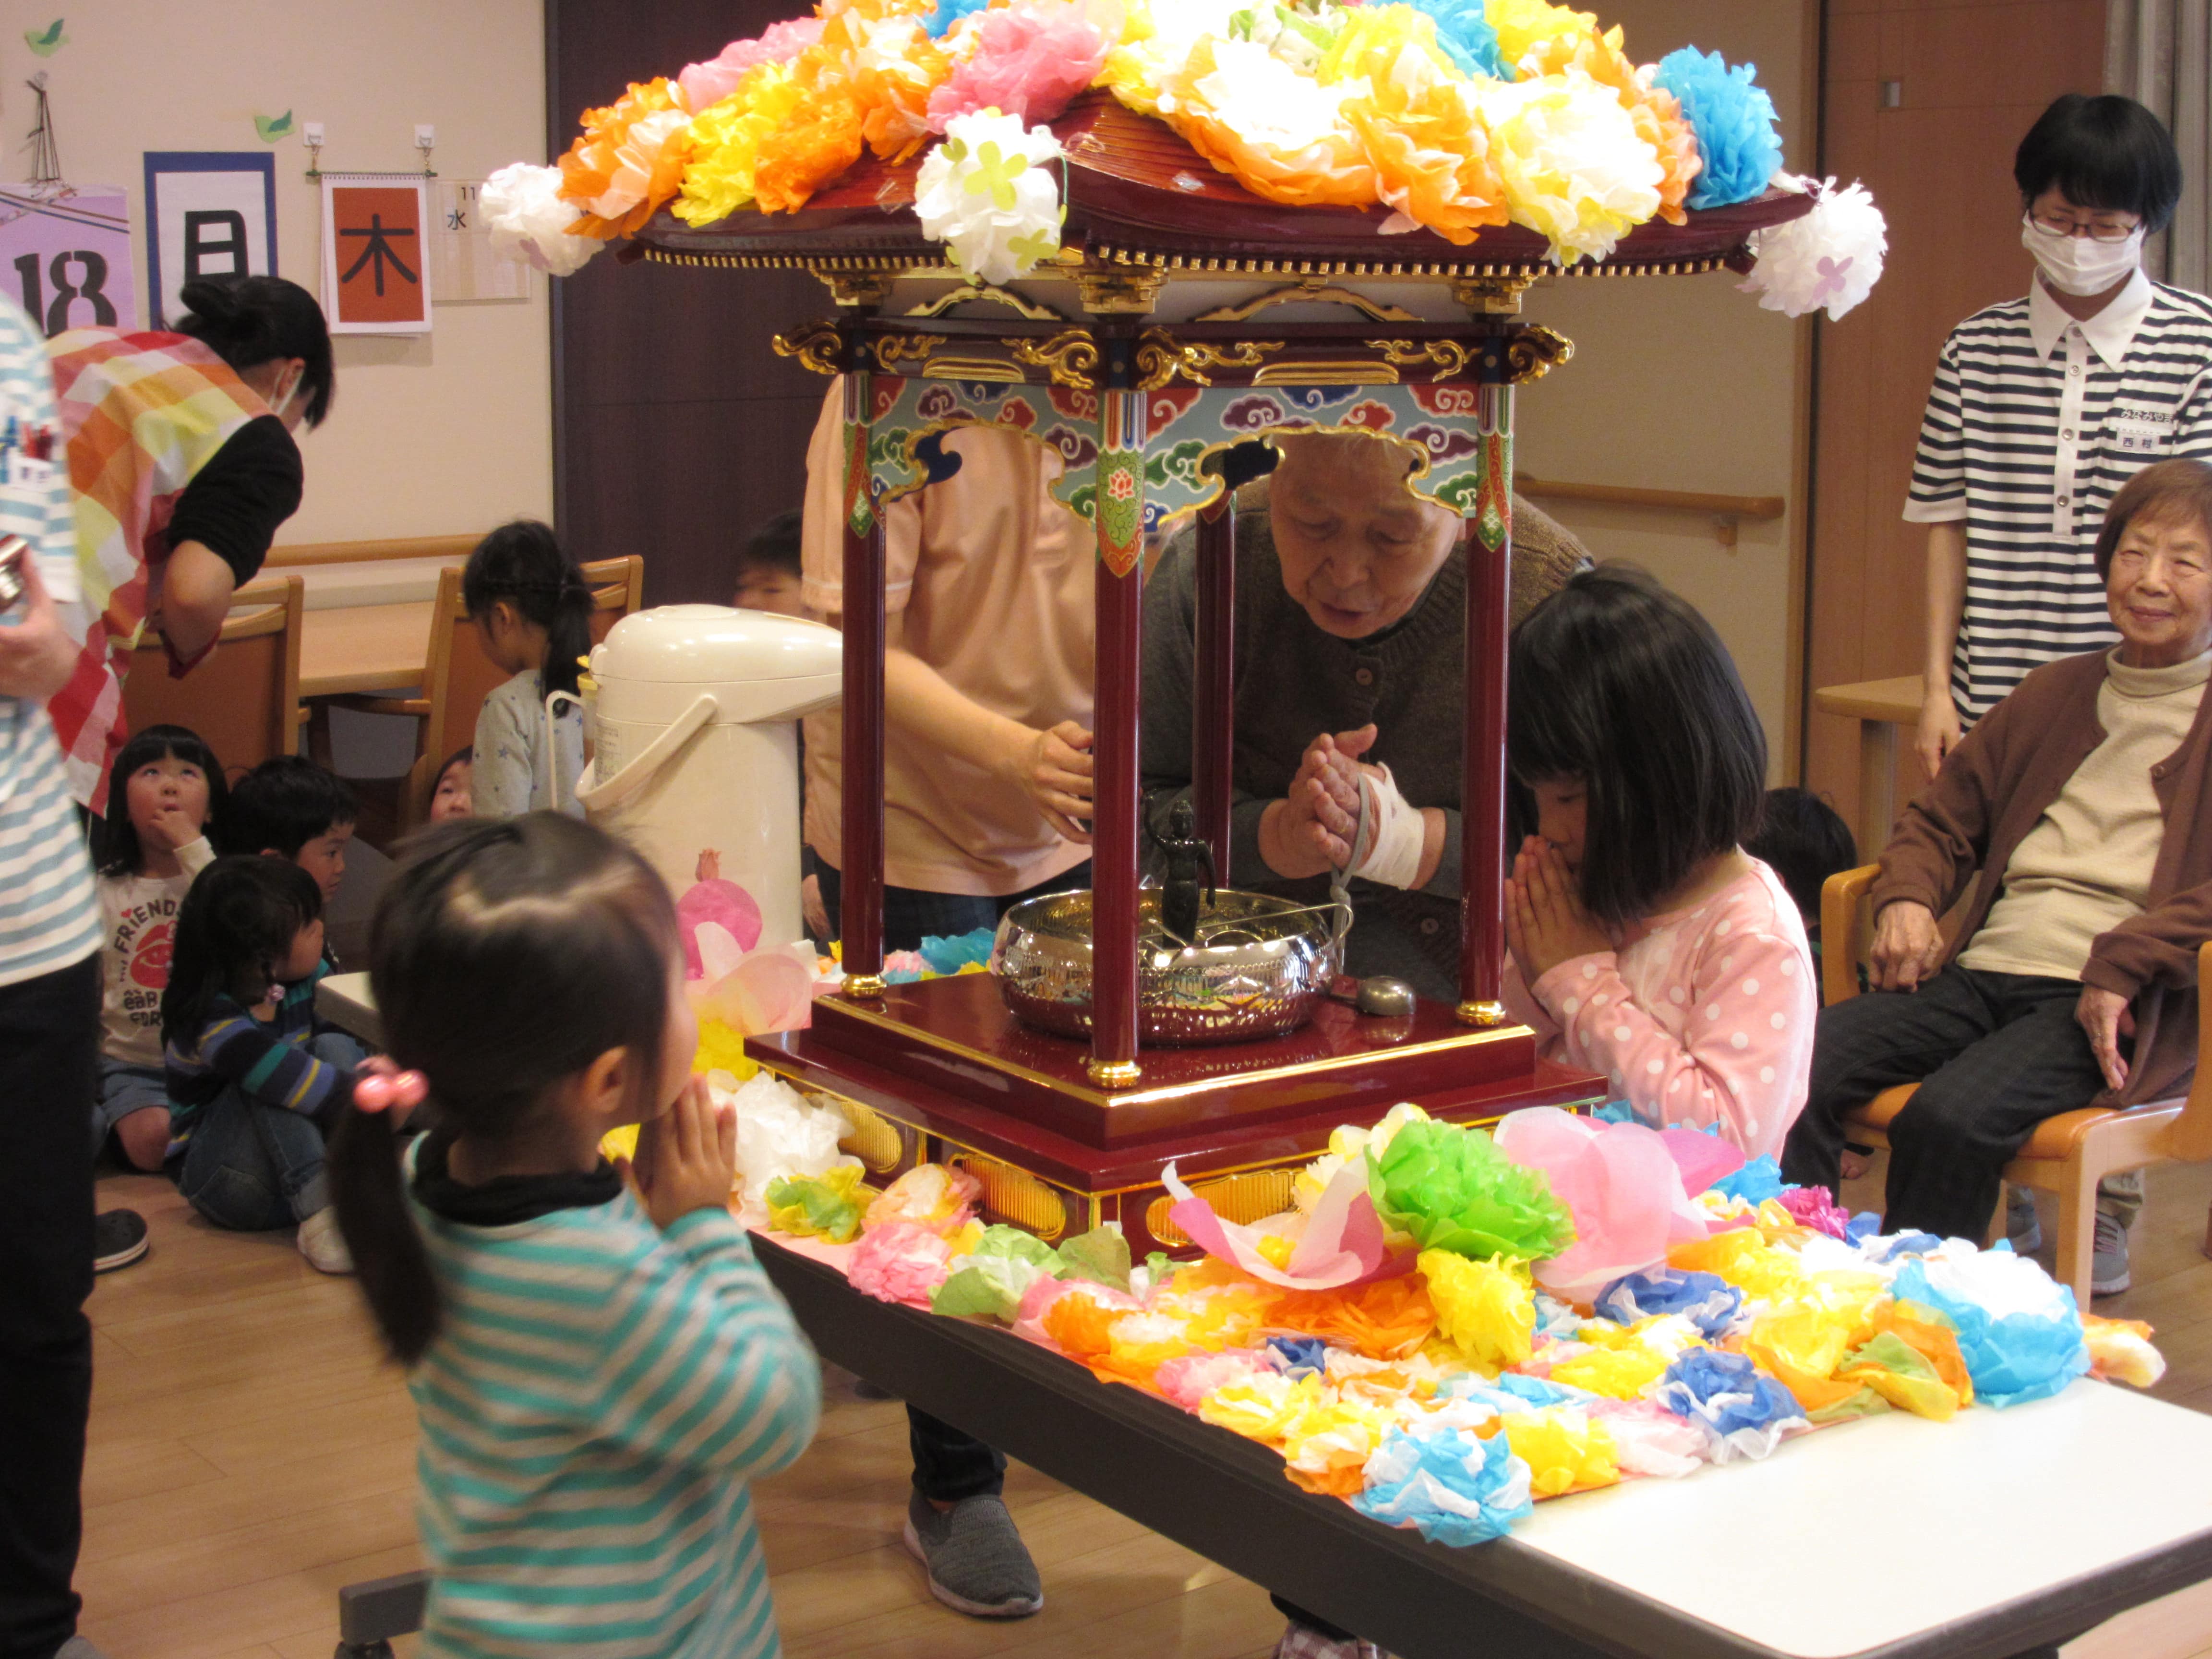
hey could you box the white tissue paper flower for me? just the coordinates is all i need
[914,108,1066,283]
[711,1070,858,1220]
[1738,174,1887,321]
[481,162,602,277]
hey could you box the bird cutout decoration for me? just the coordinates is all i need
[23,19,64,57]
[254,110,295,143]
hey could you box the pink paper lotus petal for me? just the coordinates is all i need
[1495,1108,1708,1303]
[1660,1127,1745,1196]
[1162,1161,1385,1290]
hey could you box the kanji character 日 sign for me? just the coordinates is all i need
[319,175,431,335]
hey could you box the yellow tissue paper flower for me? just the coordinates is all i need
[1281,1393,1395,1495]
[1477,69,1662,264]
[1670,1227,1809,1301]
[1548,1344,1670,1399]
[1330,8,1509,244]
[1199,1371,1321,1443]
[1421,1249,1535,1372]
[1486,0,1599,70]
[676,64,801,226]
[692,1018,758,1082]
[1504,1407,1619,1496]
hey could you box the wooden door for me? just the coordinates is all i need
[1805,0,2107,842]
[548,0,829,609]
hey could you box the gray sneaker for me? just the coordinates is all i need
[2092,1211,2131,1297]
[2005,1188,2042,1254]
[903,1491,1043,1618]
[56,1637,112,1659]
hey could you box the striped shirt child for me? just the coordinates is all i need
[403,1132,819,1659]
[164,961,353,1150]
[1907,269,2212,724]
[0,295,97,991]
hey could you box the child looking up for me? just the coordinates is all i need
[427,746,472,821]
[225,754,357,905]
[329,815,819,1659]
[463,520,589,817]
[1503,567,1815,1159]
[733,507,807,618]
[93,724,225,1171]
[162,855,365,1271]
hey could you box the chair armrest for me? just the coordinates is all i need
[324,693,432,718]
[2164,941,2212,1162]
[1820,863,1881,1006]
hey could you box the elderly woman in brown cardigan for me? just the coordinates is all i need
[1785,458,2212,1293]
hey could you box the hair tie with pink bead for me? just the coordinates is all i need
[354,1057,428,1115]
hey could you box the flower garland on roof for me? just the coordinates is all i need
[486,0,1883,301]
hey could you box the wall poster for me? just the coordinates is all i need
[143,152,276,327]
[319,173,431,335]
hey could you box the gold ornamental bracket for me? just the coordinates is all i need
[1195,280,1421,325]
[1504,325,1573,385]
[1010,329,1100,388]
[1074,265,1167,315]
[1452,275,1537,315]
[904,282,1068,322]
[1134,333,1283,392]
[772,319,845,378]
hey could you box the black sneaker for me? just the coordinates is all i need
[92,1209,149,1274]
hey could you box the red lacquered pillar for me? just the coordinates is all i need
[1088,387,1148,1085]
[1458,377,1513,1024]
[838,369,888,998]
[1192,493,1237,878]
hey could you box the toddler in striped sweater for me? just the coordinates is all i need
[328,814,821,1659]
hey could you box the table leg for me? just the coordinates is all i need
[1856,717,1898,863]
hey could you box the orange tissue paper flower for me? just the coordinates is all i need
[752,48,868,216]
[559,78,695,238]
[1042,1287,1126,1360]
[1166,35,1378,209]
[821,0,953,162]
[1274,1276,1439,1360]
[1330,10,1509,243]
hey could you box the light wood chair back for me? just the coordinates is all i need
[122,573,306,781]
[1820,864,2212,1301]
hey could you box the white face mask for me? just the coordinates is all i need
[2022,216,2144,297]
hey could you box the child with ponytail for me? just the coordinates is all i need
[461,520,591,817]
[329,814,819,1659]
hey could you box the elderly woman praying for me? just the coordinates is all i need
[1784,458,2212,1294]
[1140,433,1587,1000]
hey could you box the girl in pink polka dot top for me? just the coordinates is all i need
[1499,568,1815,1161]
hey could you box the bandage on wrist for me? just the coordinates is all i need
[1349,764,1426,889]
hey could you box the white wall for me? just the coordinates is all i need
[1513,0,1819,778]
[0,0,552,544]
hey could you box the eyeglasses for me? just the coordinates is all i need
[2026,211,2141,243]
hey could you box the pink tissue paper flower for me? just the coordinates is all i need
[847,1220,954,1309]
[1777,1183,1851,1240]
[926,0,1110,131]
[678,17,827,111]
[1155,1349,1274,1410]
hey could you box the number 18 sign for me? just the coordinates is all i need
[0,186,135,337]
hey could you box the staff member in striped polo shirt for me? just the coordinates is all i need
[1911,94,2212,778]
[0,294,113,1659]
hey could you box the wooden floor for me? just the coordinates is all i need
[73,1157,2212,1659]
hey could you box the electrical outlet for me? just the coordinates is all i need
[303,120,325,147]
[415,124,436,150]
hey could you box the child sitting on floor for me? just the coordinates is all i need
[162,855,365,1272]
[224,754,357,906]
[1502,566,1816,1159]
[463,520,589,817]
[328,814,820,1658]
[93,724,225,1171]
[427,746,473,821]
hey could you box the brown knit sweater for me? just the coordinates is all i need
[1875,649,2212,1108]
[1141,490,1588,998]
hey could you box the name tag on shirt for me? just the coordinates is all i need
[2109,404,2175,456]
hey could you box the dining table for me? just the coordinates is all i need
[298,600,434,698]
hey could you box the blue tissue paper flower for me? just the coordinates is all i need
[1653,47,1783,209]
[1266,1335,1330,1379]
[1878,1229,1945,1262]
[1407,0,1512,81]
[882,962,926,986]
[1494,1371,1587,1408]
[1657,1347,1803,1438]
[1354,1424,1534,1546]
[918,926,996,977]
[1595,1269,1744,1340]
[1592,1100,1639,1125]
[1845,1212,1885,1245]
[1892,1258,2090,1408]
[1707,1155,1786,1206]
[918,0,991,39]
[1533,1290,1585,1341]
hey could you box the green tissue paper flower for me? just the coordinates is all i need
[1366,1119,1575,1262]
[1056,1225,1132,1291]
[931,1225,1060,1322]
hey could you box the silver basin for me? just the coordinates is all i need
[991,888,1347,1046]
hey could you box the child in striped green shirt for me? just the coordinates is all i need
[329,814,820,1659]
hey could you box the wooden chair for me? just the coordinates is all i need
[122,573,308,780]
[321,555,644,834]
[1822,863,2212,1303]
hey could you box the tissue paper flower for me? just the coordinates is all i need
[1595,1269,1743,1340]
[1167,36,1378,209]
[849,1220,956,1308]
[1495,1109,1709,1300]
[1101,0,1246,118]
[920,0,994,38]
[1838,1326,1969,1421]
[1355,1424,1535,1545]
[1281,1393,1396,1494]
[919,926,997,975]
[752,48,867,215]
[2082,1315,2167,1389]
[1741,1302,1869,1415]
[1707,1154,1786,1206]
[1478,70,1663,263]
[831,8,952,161]
[1503,1407,1619,1496]
[864,1163,982,1236]
[1272,1275,1438,1360]
[1892,1246,2091,1408]
[1092,1310,1204,1387]
[1488,0,1599,69]
[677,66,803,224]
[1652,47,1780,209]
[1406,0,1511,81]
[1266,1334,1332,1379]
[678,17,826,111]
[914,108,1067,283]
[1667,1226,1807,1299]
[1738,176,1888,321]
[1166,1157,1389,1290]
[559,79,695,236]
[1584,1398,1705,1477]
[1199,1370,1321,1442]
[926,0,1110,130]
[1370,1119,1574,1262]
[481,163,602,276]
[1777,1182,1852,1240]
[931,1225,1061,1321]
[678,869,764,977]
[765,1164,869,1242]
[1654,1347,1807,1463]
[1042,1283,1143,1359]
[1331,15,1508,243]
[727,1071,856,1215]
[1421,1250,1536,1371]
[1056,1225,1135,1292]
[1546,1343,1670,1399]
[1296,1103,1432,1214]
[1155,1348,1273,1410]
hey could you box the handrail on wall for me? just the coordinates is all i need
[264,534,486,569]
[1514,472,1785,549]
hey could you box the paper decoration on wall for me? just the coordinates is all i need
[254,111,295,143]
[143,152,276,327]
[431,179,527,303]
[24,19,65,56]
[319,174,430,334]
[0,186,134,335]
